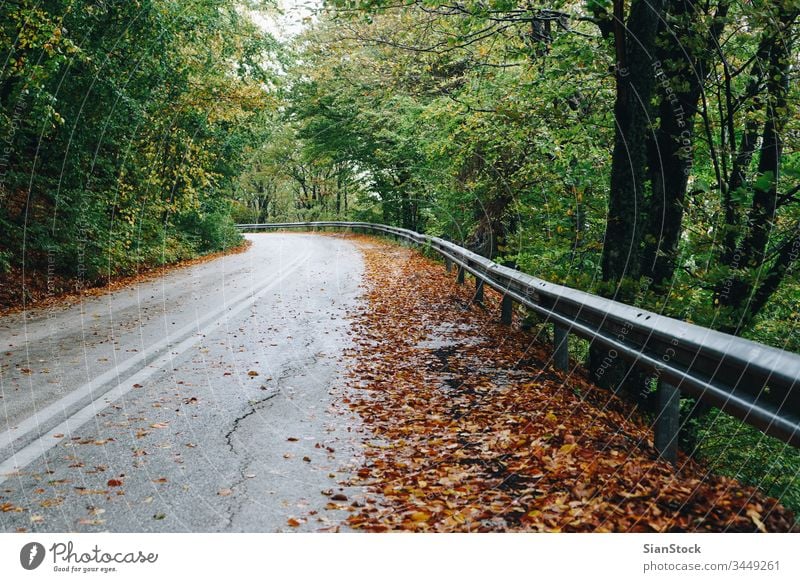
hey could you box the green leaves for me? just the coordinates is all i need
[753,171,777,193]
[0,1,278,283]
[585,0,613,12]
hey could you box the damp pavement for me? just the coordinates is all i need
[0,234,370,532]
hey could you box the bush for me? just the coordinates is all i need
[194,211,243,252]
[229,201,260,224]
[685,409,800,518]
[0,250,11,275]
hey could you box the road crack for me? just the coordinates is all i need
[220,354,319,528]
[224,390,279,454]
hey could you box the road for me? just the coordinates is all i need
[0,233,367,532]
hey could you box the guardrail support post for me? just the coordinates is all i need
[445,258,452,273]
[457,265,465,284]
[501,294,513,324]
[654,381,680,464]
[553,325,569,372]
[474,278,484,303]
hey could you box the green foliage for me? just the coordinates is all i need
[686,409,800,516]
[0,0,279,282]
[264,1,800,517]
[0,250,11,275]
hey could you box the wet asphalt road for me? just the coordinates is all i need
[0,234,368,532]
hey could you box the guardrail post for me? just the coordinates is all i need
[474,278,484,303]
[654,381,680,464]
[501,294,513,324]
[445,258,452,273]
[233,222,800,452]
[553,325,569,372]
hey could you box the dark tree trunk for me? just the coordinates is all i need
[590,0,666,396]
[716,10,795,333]
[470,192,514,259]
[336,171,341,215]
[601,0,666,284]
[719,35,773,266]
[642,0,729,288]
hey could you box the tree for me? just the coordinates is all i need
[0,1,279,284]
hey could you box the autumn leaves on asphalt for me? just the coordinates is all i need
[330,236,795,532]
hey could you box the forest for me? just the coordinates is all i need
[1,0,277,293]
[2,2,800,515]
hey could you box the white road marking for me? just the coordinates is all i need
[0,246,311,484]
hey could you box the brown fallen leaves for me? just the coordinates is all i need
[341,236,797,533]
[1,502,25,513]
[0,240,252,315]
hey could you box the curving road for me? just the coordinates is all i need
[0,234,367,532]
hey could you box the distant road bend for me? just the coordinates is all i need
[0,233,366,532]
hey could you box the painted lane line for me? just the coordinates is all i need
[0,247,310,483]
[0,248,310,479]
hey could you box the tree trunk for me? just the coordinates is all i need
[717,10,795,333]
[601,0,666,284]
[642,0,729,287]
[590,0,666,396]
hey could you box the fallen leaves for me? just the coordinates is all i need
[72,437,114,445]
[39,497,64,508]
[0,239,252,316]
[747,509,768,533]
[339,237,796,533]
[74,488,108,496]
[1,502,24,513]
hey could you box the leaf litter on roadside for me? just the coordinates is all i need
[338,236,796,532]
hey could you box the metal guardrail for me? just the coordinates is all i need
[238,221,800,461]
